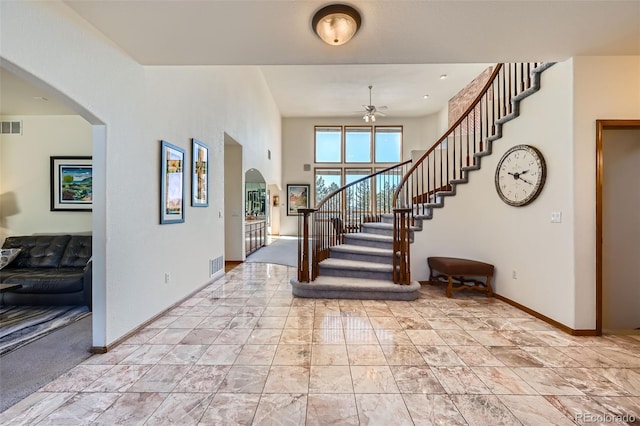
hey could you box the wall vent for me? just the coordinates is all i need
[1,121,22,135]
[210,256,224,276]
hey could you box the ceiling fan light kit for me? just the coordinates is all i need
[312,4,361,46]
[362,85,386,123]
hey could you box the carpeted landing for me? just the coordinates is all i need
[0,305,91,356]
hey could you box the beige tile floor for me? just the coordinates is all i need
[2,262,639,425]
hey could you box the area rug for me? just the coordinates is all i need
[245,236,299,267]
[0,305,90,356]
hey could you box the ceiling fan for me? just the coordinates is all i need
[361,85,387,123]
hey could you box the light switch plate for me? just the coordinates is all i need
[551,211,562,223]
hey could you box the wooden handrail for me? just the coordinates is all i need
[316,159,412,210]
[297,160,413,282]
[391,64,504,206]
[297,63,551,286]
[390,62,548,284]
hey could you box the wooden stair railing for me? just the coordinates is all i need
[297,160,412,282]
[391,62,553,284]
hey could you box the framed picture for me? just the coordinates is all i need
[191,138,209,207]
[160,140,185,224]
[50,156,92,211]
[287,184,310,216]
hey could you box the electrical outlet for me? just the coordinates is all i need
[512,270,517,279]
[164,273,171,284]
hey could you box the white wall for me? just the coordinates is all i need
[1,1,282,346]
[572,56,640,329]
[0,115,92,242]
[280,115,440,235]
[411,57,640,330]
[602,128,640,331]
[411,61,577,327]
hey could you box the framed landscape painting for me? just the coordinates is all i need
[160,140,185,224]
[287,184,310,216]
[191,138,209,207]
[50,156,93,211]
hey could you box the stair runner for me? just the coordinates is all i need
[291,216,422,300]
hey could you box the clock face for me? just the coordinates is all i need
[495,144,546,207]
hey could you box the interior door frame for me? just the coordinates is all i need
[595,119,640,335]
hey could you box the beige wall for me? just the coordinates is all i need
[0,115,92,242]
[602,128,640,331]
[572,56,640,329]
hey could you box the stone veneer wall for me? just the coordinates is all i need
[448,67,494,127]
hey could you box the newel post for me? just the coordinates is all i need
[393,208,412,285]
[297,208,315,283]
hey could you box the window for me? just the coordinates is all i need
[344,127,371,163]
[345,168,373,211]
[374,126,402,163]
[315,168,342,204]
[315,126,341,163]
[375,167,403,210]
[313,125,403,204]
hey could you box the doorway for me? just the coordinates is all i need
[596,120,640,334]
[224,133,243,262]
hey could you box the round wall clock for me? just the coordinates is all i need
[494,144,546,207]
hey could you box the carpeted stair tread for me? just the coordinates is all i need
[345,233,393,242]
[319,258,393,272]
[330,244,393,256]
[291,276,420,301]
[362,222,421,232]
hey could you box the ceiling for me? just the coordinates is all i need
[2,1,639,118]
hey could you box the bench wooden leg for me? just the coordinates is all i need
[446,275,453,298]
[486,274,494,297]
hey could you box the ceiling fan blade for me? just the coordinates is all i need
[375,111,387,117]
[377,105,388,110]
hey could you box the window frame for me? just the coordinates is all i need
[373,125,403,164]
[344,126,373,163]
[312,125,404,207]
[314,125,343,164]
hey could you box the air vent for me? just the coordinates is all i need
[210,256,224,276]
[1,121,22,135]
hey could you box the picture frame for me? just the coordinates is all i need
[286,184,310,216]
[160,140,185,224]
[50,156,93,211]
[191,138,209,207]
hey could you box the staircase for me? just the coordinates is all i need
[292,62,554,300]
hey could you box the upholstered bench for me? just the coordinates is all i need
[427,257,494,298]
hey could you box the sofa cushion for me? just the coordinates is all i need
[60,236,92,267]
[0,268,85,293]
[0,248,21,269]
[2,235,71,268]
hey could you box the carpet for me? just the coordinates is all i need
[245,236,299,267]
[0,305,91,356]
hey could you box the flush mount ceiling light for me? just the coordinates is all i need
[312,4,361,46]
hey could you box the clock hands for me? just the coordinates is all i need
[519,177,533,185]
[507,171,533,185]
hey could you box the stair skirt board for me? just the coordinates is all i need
[291,277,420,301]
